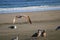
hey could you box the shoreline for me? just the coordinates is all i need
[0,10,60,14]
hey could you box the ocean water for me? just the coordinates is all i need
[0,0,60,13]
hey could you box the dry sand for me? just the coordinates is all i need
[0,10,60,40]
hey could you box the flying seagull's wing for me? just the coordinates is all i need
[27,16,32,24]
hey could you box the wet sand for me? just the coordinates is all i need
[0,10,60,40]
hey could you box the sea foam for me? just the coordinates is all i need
[0,6,60,13]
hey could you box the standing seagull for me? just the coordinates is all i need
[55,26,60,31]
[41,30,47,40]
[31,29,42,40]
[13,15,32,24]
[31,29,47,40]
[9,25,17,29]
[11,36,18,40]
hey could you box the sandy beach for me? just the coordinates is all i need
[0,10,60,40]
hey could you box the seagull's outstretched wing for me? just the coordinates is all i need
[13,17,16,24]
[27,16,32,24]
